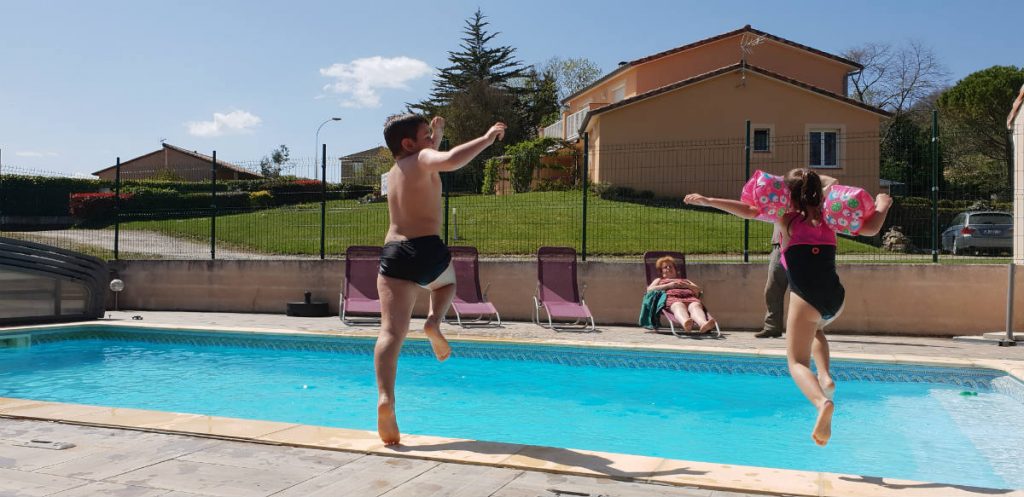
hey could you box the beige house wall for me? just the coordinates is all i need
[106,259,1024,336]
[96,149,247,182]
[567,74,638,115]
[590,70,881,199]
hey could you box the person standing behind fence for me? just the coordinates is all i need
[757,225,788,338]
[374,113,506,446]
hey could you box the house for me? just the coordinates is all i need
[543,25,890,198]
[1008,83,1024,264]
[339,146,389,185]
[92,143,261,181]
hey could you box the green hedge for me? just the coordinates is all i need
[1,176,108,216]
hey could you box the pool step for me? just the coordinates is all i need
[0,334,30,348]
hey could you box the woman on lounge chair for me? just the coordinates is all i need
[647,256,717,334]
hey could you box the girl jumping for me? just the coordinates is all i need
[685,168,892,445]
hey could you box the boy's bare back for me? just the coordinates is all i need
[384,154,444,243]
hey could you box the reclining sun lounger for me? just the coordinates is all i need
[446,246,501,327]
[533,246,595,332]
[340,245,382,325]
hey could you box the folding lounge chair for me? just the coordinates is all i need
[533,246,596,332]
[643,251,721,338]
[340,245,382,325]
[446,246,501,327]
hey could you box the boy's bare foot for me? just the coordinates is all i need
[699,318,717,334]
[423,316,451,362]
[812,399,834,446]
[377,399,400,445]
[819,375,836,400]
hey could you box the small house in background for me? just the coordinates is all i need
[1008,83,1024,264]
[92,143,261,181]
[339,146,389,185]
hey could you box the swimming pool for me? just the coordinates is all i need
[1,325,1022,490]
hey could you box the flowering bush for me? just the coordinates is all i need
[69,192,133,223]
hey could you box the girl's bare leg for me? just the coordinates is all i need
[813,329,835,399]
[786,293,834,446]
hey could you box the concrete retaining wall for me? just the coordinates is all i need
[106,260,1024,336]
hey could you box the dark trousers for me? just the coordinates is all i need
[763,244,788,333]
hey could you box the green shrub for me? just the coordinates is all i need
[249,190,273,208]
[532,178,574,192]
[481,157,502,194]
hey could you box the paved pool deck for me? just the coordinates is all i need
[1,312,1022,497]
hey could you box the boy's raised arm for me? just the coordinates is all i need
[419,123,506,172]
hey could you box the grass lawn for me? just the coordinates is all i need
[117,192,887,256]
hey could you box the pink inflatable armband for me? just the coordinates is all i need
[823,185,875,235]
[740,170,789,222]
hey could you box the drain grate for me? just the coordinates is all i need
[13,439,76,450]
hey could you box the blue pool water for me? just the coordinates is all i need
[1,326,1023,489]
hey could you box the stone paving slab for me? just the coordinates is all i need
[36,434,219,481]
[490,471,721,497]
[267,454,440,497]
[108,459,313,497]
[0,466,91,497]
[48,481,172,497]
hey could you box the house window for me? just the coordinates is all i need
[809,130,839,167]
[753,128,771,152]
[611,85,625,103]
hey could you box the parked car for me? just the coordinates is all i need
[940,211,1013,255]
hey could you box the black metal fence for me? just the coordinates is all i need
[0,114,1017,263]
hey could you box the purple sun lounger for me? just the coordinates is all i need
[340,245,382,325]
[532,246,595,332]
[445,246,501,327]
[643,250,721,338]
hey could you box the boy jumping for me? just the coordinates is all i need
[375,114,505,445]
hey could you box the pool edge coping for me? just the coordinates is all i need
[1,322,1022,497]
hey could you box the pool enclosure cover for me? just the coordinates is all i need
[0,237,108,325]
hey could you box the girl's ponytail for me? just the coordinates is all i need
[786,168,822,221]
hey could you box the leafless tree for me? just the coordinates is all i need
[844,40,949,118]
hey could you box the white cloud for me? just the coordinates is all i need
[186,110,262,137]
[15,151,58,158]
[320,56,433,108]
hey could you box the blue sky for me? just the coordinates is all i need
[1,0,1021,176]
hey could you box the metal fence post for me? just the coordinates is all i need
[320,143,327,260]
[210,151,217,260]
[744,120,751,263]
[440,138,450,244]
[114,157,121,260]
[931,110,939,263]
[1001,263,1017,346]
[582,132,589,261]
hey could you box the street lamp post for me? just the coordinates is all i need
[315,117,342,180]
